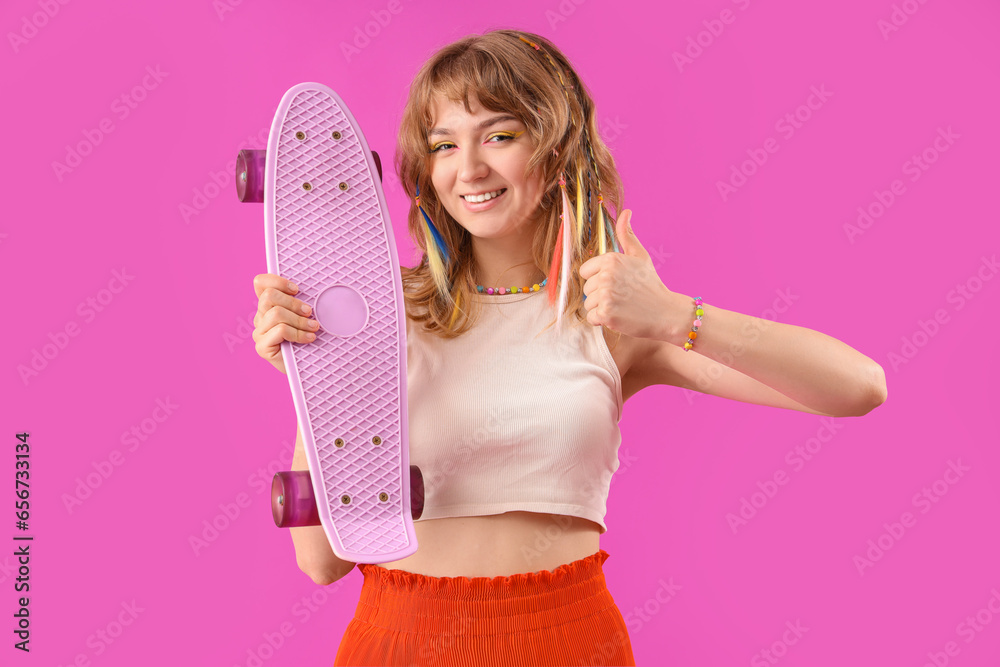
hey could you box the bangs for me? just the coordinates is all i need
[418,49,532,132]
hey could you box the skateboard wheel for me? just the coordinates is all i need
[271,465,425,527]
[271,470,319,528]
[372,150,382,181]
[410,464,424,520]
[236,149,266,203]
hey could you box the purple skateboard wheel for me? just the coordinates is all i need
[272,470,319,528]
[236,149,265,203]
[273,466,424,527]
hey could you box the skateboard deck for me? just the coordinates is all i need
[237,82,419,564]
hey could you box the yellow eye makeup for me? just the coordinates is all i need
[428,130,525,153]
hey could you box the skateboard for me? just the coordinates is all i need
[236,82,422,564]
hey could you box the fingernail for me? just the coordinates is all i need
[288,282,298,292]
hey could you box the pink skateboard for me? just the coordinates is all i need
[236,82,421,564]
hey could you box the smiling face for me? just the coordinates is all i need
[426,92,544,243]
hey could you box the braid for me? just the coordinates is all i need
[511,32,620,333]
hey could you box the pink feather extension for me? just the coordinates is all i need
[555,174,573,336]
[546,222,562,308]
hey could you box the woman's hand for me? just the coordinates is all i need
[579,210,687,344]
[251,274,321,374]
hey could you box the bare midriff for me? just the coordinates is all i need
[372,511,602,578]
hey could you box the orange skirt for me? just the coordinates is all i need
[333,549,635,666]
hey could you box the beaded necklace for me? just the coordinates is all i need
[474,277,547,296]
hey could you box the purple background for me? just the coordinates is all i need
[3,0,999,665]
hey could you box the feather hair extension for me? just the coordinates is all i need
[546,215,563,308]
[555,173,573,336]
[574,164,585,246]
[595,195,607,255]
[604,202,621,253]
[586,187,593,246]
[415,184,450,297]
[418,220,448,298]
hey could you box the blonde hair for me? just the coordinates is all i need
[394,28,624,347]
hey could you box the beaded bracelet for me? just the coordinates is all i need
[683,296,704,352]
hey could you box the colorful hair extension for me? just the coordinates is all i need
[582,133,621,254]
[516,33,621,334]
[555,176,574,335]
[414,184,451,298]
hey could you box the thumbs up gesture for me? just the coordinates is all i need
[579,209,684,342]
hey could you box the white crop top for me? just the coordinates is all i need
[405,287,624,533]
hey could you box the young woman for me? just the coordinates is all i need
[251,28,887,666]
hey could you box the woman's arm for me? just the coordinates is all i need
[578,213,887,417]
[659,295,888,417]
[288,424,357,585]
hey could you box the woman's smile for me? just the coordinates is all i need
[460,187,508,211]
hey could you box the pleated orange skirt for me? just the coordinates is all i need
[333,548,635,666]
